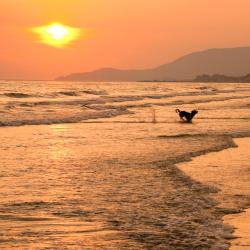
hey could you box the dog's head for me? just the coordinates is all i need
[191,110,198,116]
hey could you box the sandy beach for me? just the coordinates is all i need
[0,81,249,249]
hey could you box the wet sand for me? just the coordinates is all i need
[225,209,250,250]
[178,138,250,250]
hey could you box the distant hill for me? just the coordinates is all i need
[56,47,250,81]
[194,73,250,83]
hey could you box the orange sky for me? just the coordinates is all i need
[1,0,250,80]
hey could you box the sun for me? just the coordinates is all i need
[32,23,82,48]
[47,24,69,40]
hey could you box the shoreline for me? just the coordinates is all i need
[1,121,250,248]
[177,137,250,250]
[0,81,249,248]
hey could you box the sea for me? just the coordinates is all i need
[0,81,250,249]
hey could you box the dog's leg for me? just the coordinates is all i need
[179,114,185,120]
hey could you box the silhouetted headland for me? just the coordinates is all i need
[194,73,250,83]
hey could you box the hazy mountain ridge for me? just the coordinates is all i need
[57,47,250,81]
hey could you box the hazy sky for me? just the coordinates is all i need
[1,0,250,80]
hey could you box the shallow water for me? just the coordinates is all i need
[0,81,250,249]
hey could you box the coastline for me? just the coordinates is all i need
[178,137,250,250]
[0,81,249,248]
[0,122,246,249]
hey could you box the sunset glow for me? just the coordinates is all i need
[1,0,250,80]
[32,23,81,48]
[0,1,250,249]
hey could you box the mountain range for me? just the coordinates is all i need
[56,47,250,82]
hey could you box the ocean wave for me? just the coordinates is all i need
[81,89,108,95]
[0,109,132,127]
[3,92,32,98]
[5,91,247,111]
[157,95,250,107]
[57,89,108,97]
[58,91,80,96]
[155,135,238,167]
[0,214,52,222]
[157,133,212,139]
[158,131,250,140]
[1,89,108,100]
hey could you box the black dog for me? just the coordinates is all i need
[176,109,198,123]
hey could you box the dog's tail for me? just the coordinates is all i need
[175,109,180,113]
